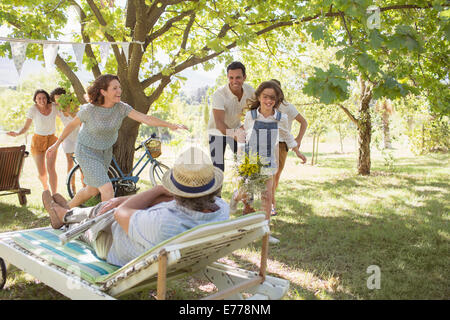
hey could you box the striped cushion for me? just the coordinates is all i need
[12,228,119,284]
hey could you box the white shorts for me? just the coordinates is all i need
[62,138,77,154]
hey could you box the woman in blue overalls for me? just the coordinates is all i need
[240,81,299,243]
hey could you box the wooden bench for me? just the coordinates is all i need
[0,145,31,205]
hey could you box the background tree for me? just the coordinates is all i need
[0,0,308,172]
[301,1,449,175]
[375,98,394,149]
[1,1,448,175]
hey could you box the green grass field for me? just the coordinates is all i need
[0,138,448,300]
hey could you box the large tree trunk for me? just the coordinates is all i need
[113,70,151,175]
[357,80,373,175]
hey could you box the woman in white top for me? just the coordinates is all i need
[50,88,83,194]
[7,89,60,194]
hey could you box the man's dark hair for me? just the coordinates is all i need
[173,189,220,212]
[226,61,246,76]
[49,87,67,102]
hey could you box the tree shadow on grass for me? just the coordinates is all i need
[227,171,449,300]
[0,202,67,299]
[0,202,49,232]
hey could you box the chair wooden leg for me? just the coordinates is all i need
[18,192,27,205]
[157,249,168,300]
[259,233,269,280]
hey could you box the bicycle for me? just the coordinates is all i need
[66,133,170,199]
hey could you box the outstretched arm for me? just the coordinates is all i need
[294,113,308,147]
[7,118,32,137]
[46,116,82,160]
[127,109,188,131]
[114,185,174,234]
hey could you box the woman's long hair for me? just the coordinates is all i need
[87,74,119,106]
[33,89,51,105]
[246,80,284,111]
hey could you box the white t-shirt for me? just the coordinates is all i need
[278,101,299,142]
[243,108,298,149]
[56,110,80,143]
[207,83,255,136]
[26,104,57,136]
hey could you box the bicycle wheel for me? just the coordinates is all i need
[67,164,121,199]
[149,161,169,187]
[67,164,84,199]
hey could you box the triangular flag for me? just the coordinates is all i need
[71,5,81,21]
[99,42,110,69]
[43,44,59,71]
[121,42,130,61]
[72,43,86,69]
[10,42,28,77]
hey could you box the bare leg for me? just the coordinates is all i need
[272,167,282,211]
[98,182,114,202]
[68,185,99,208]
[46,147,58,194]
[32,153,49,191]
[261,177,274,220]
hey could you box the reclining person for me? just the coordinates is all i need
[42,147,229,267]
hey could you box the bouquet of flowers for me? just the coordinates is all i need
[233,150,270,197]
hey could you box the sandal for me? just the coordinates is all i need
[42,191,64,229]
[52,193,70,210]
[271,207,278,216]
[242,204,256,215]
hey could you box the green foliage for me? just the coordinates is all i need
[56,92,78,113]
[407,116,450,155]
[0,89,29,131]
[303,64,351,104]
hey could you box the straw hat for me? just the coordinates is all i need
[162,147,223,198]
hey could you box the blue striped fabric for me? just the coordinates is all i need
[12,228,119,284]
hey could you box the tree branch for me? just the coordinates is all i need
[70,0,101,79]
[337,103,360,129]
[339,11,352,45]
[181,13,196,50]
[86,0,125,68]
[54,55,87,104]
[144,10,195,50]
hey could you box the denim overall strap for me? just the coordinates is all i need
[250,108,258,120]
[274,110,282,121]
[246,120,279,168]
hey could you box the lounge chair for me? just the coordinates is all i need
[0,145,31,205]
[0,212,289,300]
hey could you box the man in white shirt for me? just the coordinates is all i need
[207,62,255,172]
[270,79,308,216]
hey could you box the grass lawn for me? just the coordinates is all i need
[0,138,448,300]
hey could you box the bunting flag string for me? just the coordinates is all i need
[0,37,144,77]
[72,43,86,70]
[43,44,59,71]
[10,42,28,77]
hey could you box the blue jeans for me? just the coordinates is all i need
[208,135,238,172]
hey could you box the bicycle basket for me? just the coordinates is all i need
[145,139,162,158]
